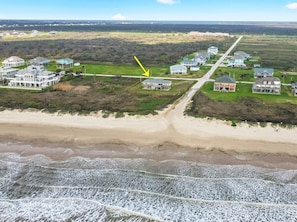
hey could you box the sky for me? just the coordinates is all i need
[1,0,297,22]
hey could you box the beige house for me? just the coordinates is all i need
[252,77,281,94]
[213,75,236,92]
[2,56,25,68]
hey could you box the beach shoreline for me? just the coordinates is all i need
[1,109,297,169]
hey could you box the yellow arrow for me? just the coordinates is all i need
[134,56,150,77]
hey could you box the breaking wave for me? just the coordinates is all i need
[1,152,297,221]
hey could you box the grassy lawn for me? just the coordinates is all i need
[46,61,208,79]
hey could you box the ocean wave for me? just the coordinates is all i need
[0,152,297,221]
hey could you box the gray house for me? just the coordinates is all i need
[234,51,251,60]
[292,82,297,96]
[254,68,274,78]
[195,52,210,65]
[142,78,172,90]
[170,64,187,74]
[252,77,281,94]
[181,58,198,68]
[29,57,51,66]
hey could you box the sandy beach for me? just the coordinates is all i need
[0,108,297,169]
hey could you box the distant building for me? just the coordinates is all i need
[2,56,25,68]
[170,64,187,74]
[213,75,236,92]
[254,68,274,78]
[234,51,251,60]
[208,46,219,55]
[29,57,51,66]
[195,52,210,65]
[8,65,60,88]
[181,58,198,68]
[190,66,200,71]
[227,55,246,67]
[142,78,172,90]
[252,77,281,94]
[56,58,74,69]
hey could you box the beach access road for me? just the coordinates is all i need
[164,35,243,118]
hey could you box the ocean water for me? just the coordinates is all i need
[0,151,297,221]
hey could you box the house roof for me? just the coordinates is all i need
[215,75,236,83]
[255,77,280,85]
[234,51,250,59]
[254,68,274,74]
[170,64,186,69]
[3,56,24,63]
[142,78,172,85]
[30,57,50,64]
[56,58,73,65]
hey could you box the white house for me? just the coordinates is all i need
[0,67,18,81]
[227,55,246,67]
[181,58,198,68]
[170,64,187,74]
[2,56,25,68]
[8,65,60,88]
[208,46,219,55]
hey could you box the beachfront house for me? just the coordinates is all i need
[2,56,25,68]
[29,57,51,66]
[252,77,281,94]
[291,82,297,96]
[170,64,187,74]
[8,65,60,89]
[213,75,236,92]
[254,68,274,78]
[142,78,172,90]
[56,58,74,69]
[208,46,219,55]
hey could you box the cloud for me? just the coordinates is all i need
[112,13,127,20]
[157,0,177,5]
[286,3,297,9]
